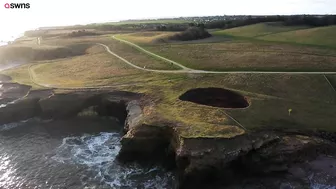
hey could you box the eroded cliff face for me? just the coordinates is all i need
[118,100,176,164]
[1,81,336,188]
[120,115,336,189]
[0,84,141,125]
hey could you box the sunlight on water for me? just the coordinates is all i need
[0,29,24,45]
[0,154,22,188]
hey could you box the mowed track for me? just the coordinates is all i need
[28,39,336,89]
[110,36,336,75]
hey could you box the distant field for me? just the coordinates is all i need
[213,22,309,38]
[259,25,336,48]
[144,41,336,71]
[116,32,176,44]
[213,23,336,48]
[113,24,336,71]
[118,31,233,45]
[92,19,189,25]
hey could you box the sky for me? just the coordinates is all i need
[0,0,335,40]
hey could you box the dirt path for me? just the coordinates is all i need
[27,63,144,90]
[22,41,336,131]
[324,75,336,93]
[27,41,336,89]
[109,37,336,75]
[111,36,192,70]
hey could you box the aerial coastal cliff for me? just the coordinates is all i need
[1,18,336,188]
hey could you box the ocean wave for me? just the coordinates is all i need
[52,132,175,188]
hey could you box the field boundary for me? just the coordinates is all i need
[212,33,336,50]
[106,38,336,75]
[112,35,192,70]
[221,110,246,131]
[26,42,336,90]
[324,75,336,93]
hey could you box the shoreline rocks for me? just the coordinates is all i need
[0,98,41,125]
[1,83,336,188]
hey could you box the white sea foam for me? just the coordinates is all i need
[309,173,336,189]
[53,132,175,188]
[0,119,33,131]
[311,184,336,189]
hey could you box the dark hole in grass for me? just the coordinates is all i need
[179,88,249,108]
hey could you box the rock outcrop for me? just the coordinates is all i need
[118,124,174,163]
[117,118,336,189]
[117,100,175,163]
[239,135,336,174]
[0,89,141,125]
[39,92,98,119]
[1,82,336,189]
[0,98,41,125]
[174,133,336,188]
[0,82,31,99]
[124,100,143,131]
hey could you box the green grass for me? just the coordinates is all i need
[125,73,336,136]
[104,38,180,70]
[32,51,142,87]
[258,25,336,48]
[2,64,42,89]
[28,52,336,136]
[115,27,336,71]
[116,32,176,44]
[3,30,336,139]
[144,41,336,71]
[326,75,336,91]
[213,23,336,49]
[213,22,309,38]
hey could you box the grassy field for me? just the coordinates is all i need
[2,64,41,89]
[213,23,336,48]
[258,25,336,48]
[8,61,336,137]
[326,75,336,91]
[32,48,141,87]
[114,25,336,71]
[2,27,336,139]
[116,32,176,44]
[104,38,180,70]
[144,41,336,71]
[213,22,309,38]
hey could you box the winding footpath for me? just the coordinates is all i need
[28,37,336,89]
[21,38,336,130]
[111,35,336,75]
[27,63,143,90]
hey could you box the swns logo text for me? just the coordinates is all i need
[4,3,30,9]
